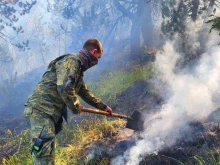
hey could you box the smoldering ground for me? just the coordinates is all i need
[111,21,220,164]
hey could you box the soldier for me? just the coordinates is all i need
[24,38,113,165]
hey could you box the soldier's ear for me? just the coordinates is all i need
[90,49,97,55]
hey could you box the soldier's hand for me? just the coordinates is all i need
[105,106,112,117]
[77,105,84,114]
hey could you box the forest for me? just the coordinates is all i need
[0,0,220,164]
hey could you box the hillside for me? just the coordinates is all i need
[1,60,220,165]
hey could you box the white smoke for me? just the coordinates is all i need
[111,20,220,165]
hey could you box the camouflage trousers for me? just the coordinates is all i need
[24,106,56,165]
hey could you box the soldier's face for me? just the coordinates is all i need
[90,49,103,60]
[94,51,102,59]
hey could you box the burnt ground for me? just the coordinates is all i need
[112,81,163,115]
[72,81,220,165]
[138,123,220,165]
[79,121,220,165]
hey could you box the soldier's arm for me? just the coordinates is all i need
[78,81,107,110]
[56,58,80,114]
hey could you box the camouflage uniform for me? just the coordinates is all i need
[24,53,107,165]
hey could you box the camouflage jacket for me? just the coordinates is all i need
[25,53,107,122]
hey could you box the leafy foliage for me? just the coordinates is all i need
[208,16,220,32]
[160,0,214,37]
[0,0,36,50]
[160,0,217,67]
[161,0,197,37]
[206,9,220,39]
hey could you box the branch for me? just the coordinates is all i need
[0,31,30,51]
[113,0,134,19]
[0,32,14,46]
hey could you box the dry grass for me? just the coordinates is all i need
[1,118,125,165]
[207,130,218,137]
[56,118,125,164]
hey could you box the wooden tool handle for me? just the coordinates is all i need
[81,107,131,120]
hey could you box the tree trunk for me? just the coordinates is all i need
[113,0,154,61]
[140,1,154,48]
[191,0,200,21]
[130,0,154,60]
[130,17,141,60]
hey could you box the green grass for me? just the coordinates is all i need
[187,150,220,165]
[88,62,153,103]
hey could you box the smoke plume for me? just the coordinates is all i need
[111,20,220,165]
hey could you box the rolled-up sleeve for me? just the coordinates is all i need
[78,81,107,110]
[56,58,80,114]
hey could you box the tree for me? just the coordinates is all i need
[47,0,156,62]
[0,0,36,51]
[161,0,217,36]
[160,0,218,66]
[47,1,125,55]
[113,0,154,60]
